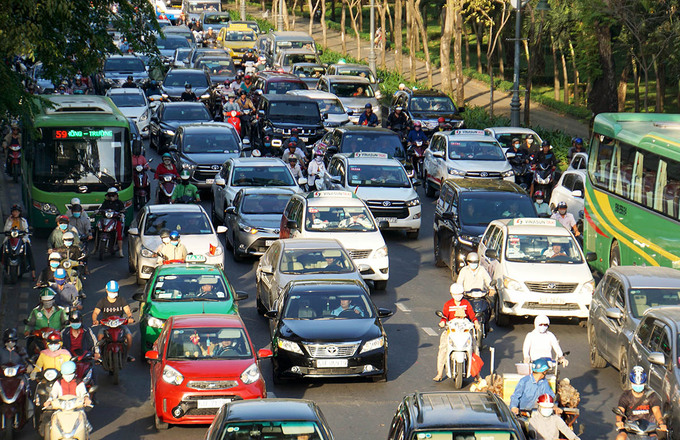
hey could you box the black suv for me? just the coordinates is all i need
[433,179,535,279]
[387,391,527,440]
[256,94,325,152]
[390,88,464,136]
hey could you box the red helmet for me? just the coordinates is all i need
[46,330,62,343]
[57,215,69,224]
[537,394,554,407]
[438,117,446,123]
[534,190,544,198]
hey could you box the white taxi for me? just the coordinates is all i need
[279,190,389,290]
[477,218,596,325]
[322,152,421,239]
[423,129,514,198]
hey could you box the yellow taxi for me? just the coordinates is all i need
[216,24,257,65]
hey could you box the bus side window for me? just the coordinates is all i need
[659,159,680,219]
[590,134,613,187]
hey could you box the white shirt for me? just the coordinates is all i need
[523,329,563,361]
[551,212,577,230]
[307,160,326,186]
[457,265,492,292]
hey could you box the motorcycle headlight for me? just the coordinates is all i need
[147,316,165,329]
[503,276,523,292]
[240,363,261,384]
[373,245,388,259]
[141,248,155,258]
[501,169,515,177]
[360,336,385,353]
[277,338,303,355]
[406,198,420,207]
[447,167,466,176]
[163,129,175,136]
[579,279,595,295]
[272,127,284,134]
[458,234,476,247]
[3,366,18,377]
[200,93,211,100]
[239,223,259,234]
[162,365,184,385]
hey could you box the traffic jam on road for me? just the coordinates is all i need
[3,3,680,440]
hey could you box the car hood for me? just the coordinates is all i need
[411,111,462,122]
[295,232,384,252]
[118,106,147,119]
[167,358,254,378]
[277,272,364,291]
[161,119,210,130]
[280,318,380,341]
[142,234,222,258]
[182,152,239,165]
[301,78,320,88]
[504,260,593,283]
[149,300,235,320]
[239,213,283,229]
[355,187,416,201]
[210,74,235,85]
[323,114,350,127]
[448,160,511,173]
[162,85,210,98]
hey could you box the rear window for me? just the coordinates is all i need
[104,57,145,72]
[266,80,307,94]
[459,194,536,226]
[330,82,374,98]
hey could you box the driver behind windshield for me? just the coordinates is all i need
[338,210,372,229]
[331,297,364,317]
[543,243,568,258]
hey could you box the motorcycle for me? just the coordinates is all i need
[45,396,91,440]
[612,407,662,440]
[532,163,556,200]
[7,145,21,183]
[464,289,491,351]
[435,311,476,389]
[60,255,85,295]
[94,210,122,261]
[133,158,153,210]
[156,174,177,204]
[72,350,95,398]
[0,363,32,438]
[244,60,257,76]
[239,108,253,141]
[33,367,60,437]
[97,316,130,385]
[408,140,427,180]
[506,152,532,190]
[25,328,54,363]
[1,228,30,284]
[226,110,242,136]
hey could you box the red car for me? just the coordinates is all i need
[145,314,272,430]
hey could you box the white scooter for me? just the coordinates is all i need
[45,395,92,440]
[244,61,257,76]
[436,311,476,389]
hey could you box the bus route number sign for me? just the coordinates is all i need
[54,129,113,139]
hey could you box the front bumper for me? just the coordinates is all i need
[137,255,224,280]
[274,348,386,379]
[498,287,590,319]
[235,232,279,257]
[354,256,389,282]
[372,206,421,231]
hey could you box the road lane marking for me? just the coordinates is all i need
[422,327,438,337]
[396,302,410,312]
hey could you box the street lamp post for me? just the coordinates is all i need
[510,0,522,127]
[277,0,284,30]
[240,0,246,20]
[368,0,377,78]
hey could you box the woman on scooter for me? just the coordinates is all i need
[66,200,93,242]
[307,148,326,189]
[98,188,125,258]
[2,204,36,280]
[522,315,567,364]
[32,330,71,376]
[154,153,180,180]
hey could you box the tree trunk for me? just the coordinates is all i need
[654,59,664,112]
[272,0,278,29]
[488,59,495,117]
[289,0,298,30]
[454,3,464,105]
[560,43,569,104]
[633,57,640,112]
[524,39,531,126]
[551,35,560,101]
[407,0,416,81]
[331,0,336,21]
[414,0,432,87]
[358,0,363,32]
[283,0,290,30]
[378,0,388,69]
[568,39,579,105]
[321,0,328,46]
[346,0,362,59]
[587,22,618,115]
[440,1,454,94]
[464,21,471,69]
[497,34,504,81]
[617,61,630,112]
[308,0,315,36]
[341,2,347,53]
[473,20,483,74]
[395,0,402,74]
[643,66,649,111]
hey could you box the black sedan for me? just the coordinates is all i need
[160,68,215,109]
[193,56,236,86]
[264,280,392,382]
[149,102,212,153]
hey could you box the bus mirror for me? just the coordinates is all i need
[586,252,597,262]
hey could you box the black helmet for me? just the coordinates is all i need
[69,311,82,323]
[10,204,21,214]
[557,201,568,209]
[159,229,171,239]
[541,140,550,148]
[2,328,18,344]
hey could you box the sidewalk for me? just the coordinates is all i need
[248,6,589,138]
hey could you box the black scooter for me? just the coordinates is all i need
[1,228,31,284]
[464,288,491,351]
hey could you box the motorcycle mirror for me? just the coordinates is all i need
[435,310,445,318]
[612,407,625,417]
[130,307,139,313]
[88,385,98,394]
[235,291,249,301]
[377,308,393,318]
[132,292,145,302]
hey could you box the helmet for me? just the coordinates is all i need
[162,152,172,159]
[180,169,191,180]
[338,58,346,64]
[287,141,297,149]
[126,75,134,82]
[70,198,81,206]
[437,117,445,123]
[208,26,213,30]
[170,230,180,241]
[413,121,421,127]
[531,358,550,373]
[10,204,21,213]
[630,366,647,385]
[57,215,69,224]
[46,330,62,343]
[40,287,56,301]
[69,311,82,323]
[291,128,299,135]
[534,314,550,329]
[364,103,372,109]
[63,231,75,241]
[244,75,252,80]
[512,137,520,143]
[61,361,76,375]
[54,268,67,280]
[534,190,544,199]
[288,155,298,162]
[541,140,550,148]
[395,106,403,111]
[150,80,158,87]
[537,394,555,407]
[574,137,583,145]
[185,83,192,89]
[236,70,244,78]
[49,252,61,261]
[3,329,18,343]
[449,283,464,296]
[466,252,480,263]
[159,229,171,239]
[106,280,119,292]
[107,187,118,195]
[398,83,406,90]
[557,201,568,209]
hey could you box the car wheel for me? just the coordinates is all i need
[495,295,510,327]
[610,240,621,268]
[619,350,630,390]
[232,236,244,262]
[211,201,220,226]
[128,255,135,274]
[450,248,459,281]
[425,176,436,198]
[434,234,446,267]
[154,412,169,431]
[373,280,387,291]
[588,324,607,368]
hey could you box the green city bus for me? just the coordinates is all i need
[584,112,680,272]
[22,95,133,230]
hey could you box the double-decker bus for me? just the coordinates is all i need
[584,113,680,272]
[22,95,133,230]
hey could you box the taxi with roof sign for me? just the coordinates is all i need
[322,152,421,239]
[423,129,514,198]
[279,190,389,290]
[133,262,249,354]
[216,24,257,65]
[477,217,597,326]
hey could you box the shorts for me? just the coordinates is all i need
[97,325,131,338]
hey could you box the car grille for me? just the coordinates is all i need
[366,200,410,219]
[523,302,580,311]
[183,395,242,416]
[303,342,359,357]
[185,380,238,390]
[304,366,366,375]
[525,282,578,294]
[347,249,372,259]
[194,165,221,181]
[277,127,317,136]
[465,171,502,179]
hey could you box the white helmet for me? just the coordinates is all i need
[49,252,62,261]
[534,314,550,329]
[107,187,118,194]
[466,252,480,263]
[70,197,81,206]
[449,283,464,296]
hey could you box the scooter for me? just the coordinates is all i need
[97,316,130,385]
[1,228,30,284]
[435,311,475,389]
[7,145,21,183]
[156,174,176,204]
[60,255,85,295]
[239,109,253,141]
[25,328,54,362]
[226,110,242,136]
[408,140,427,180]
[532,163,556,200]
[45,396,91,440]
[244,61,256,76]
[72,350,95,399]
[0,363,32,438]
[94,210,122,261]
[32,368,60,437]
[464,288,491,351]
[612,407,661,440]
[506,152,532,190]
[133,159,153,210]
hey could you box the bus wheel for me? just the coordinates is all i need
[609,241,621,268]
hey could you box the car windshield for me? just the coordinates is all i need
[231,166,295,186]
[495,133,540,151]
[410,96,456,112]
[109,93,146,108]
[305,206,376,232]
[335,68,376,83]
[104,58,145,72]
[164,71,209,87]
[156,36,191,50]
[283,291,374,319]
[284,53,318,65]
[196,59,235,76]
[203,14,229,24]
[293,65,326,78]
[504,234,583,264]
[143,212,213,235]
[223,30,257,41]
[316,98,344,114]
[187,2,219,12]
[448,140,506,161]
[410,431,520,440]
[267,80,307,94]
[151,274,230,301]
[347,165,410,188]
[459,195,536,226]
[330,82,374,97]
[184,131,239,153]
[340,133,403,157]
[241,194,291,214]
[218,422,322,440]
[174,48,192,63]
[269,101,320,122]
[162,105,211,121]
[280,248,354,274]
[166,327,251,360]
[276,40,316,51]
[628,289,680,318]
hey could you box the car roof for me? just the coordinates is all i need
[267,31,316,41]
[279,238,345,250]
[238,187,297,196]
[167,68,207,75]
[106,54,143,60]
[287,279,367,294]
[485,126,539,135]
[164,26,192,33]
[606,266,680,288]
[335,126,397,135]
[223,399,321,422]
[106,87,145,95]
[405,89,449,97]
[157,34,189,41]
[169,314,243,329]
[342,156,404,167]
[256,71,304,81]
[287,90,338,100]
[405,392,518,431]
[154,263,225,276]
[279,48,317,55]
[331,63,370,70]
[230,157,287,166]
[643,306,680,326]
[443,179,526,194]
[147,203,204,214]
[181,122,237,134]
[262,94,315,103]
[160,101,209,109]
[302,192,366,207]
[324,75,371,84]
[494,218,572,235]
[440,130,498,142]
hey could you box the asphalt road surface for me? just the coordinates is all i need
[1,144,621,440]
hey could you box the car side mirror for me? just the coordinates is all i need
[255,89,264,95]
[216,226,227,234]
[394,147,405,158]
[357,264,371,273]
[377,308,393,318]
[586,252,597,262]
[485,249,498,260]
[433,151,445,158]
[257,348,273,359]
[441,211,454,220]
[318,49,323,55]
[258,109,265,116]
[215,177,226,186]
[168,144,178,152]
[572,189,583,198]
[128,227,139,236]
[286,220,298,230]
[323,113,329,120]
[145,350,159,361]
[264,310,278,319]
[132,292,145,302]
[298,177,308,186]
[605,307,623,320]
[260,264,273,274]
[235,291,249,301]
[346,110,354,116]
[648,352,666,366]
[225,206,236,216]
[457,106,465,113]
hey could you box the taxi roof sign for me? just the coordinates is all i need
[306,190,356,199]
[352,152,389,159]
[185,254,208,263]
[454,129,486,136]
[509,218,559,227]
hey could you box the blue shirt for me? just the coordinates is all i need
[509,374,555,410]
[358,112,379,127]
[331,306,365,317]
[407,129,428,143]
[534,202,551,216]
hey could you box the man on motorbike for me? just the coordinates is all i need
[288,128,307,152]
[551,201,580,238]
[57,231,83,262]
[240,75,255,94]
[307,148,326,189]
[92,281,135,362]
[236,89,255,111]
[71,75,89,94]
[132,141,148,168]
[286,156,305,181]
[567,137,585,162]
[437,117,452,131]
[507,137,530,166]
[230,71,245,92]
[406,121,428,147]
[456,252,495,297]
[203,27,217,46]
[2,124,22,173]
[242,48,258,65]
[145,80,163,97]
[155,230,187,264]
[386,106,409,132]
[615,366,666,440]
[121,75,137,89]
[223,92,240,113]
[433,283,480,382]
[47,215,80,254]
[533,191,551,217]
[509,358,555,415]
[282,141,307,165]
[3,204,36,280]
[522,315,567,364]
[172,170,201,203]
[529,394,581,440]
[99,188,125,258]
[181,83,197,102]
[62,312,99,361]
[67,201,93,243]
[357,103,379,127]
[0,328,29,366]
[32,330,71,375]
[529,141,558,196]
[51,269,80,311]
[155,153,181,180]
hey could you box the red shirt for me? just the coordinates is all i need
[440,298,476,323]
[154,163,180,179]
[132,155,148,167]
[69,330,83,353]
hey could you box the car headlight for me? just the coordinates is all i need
[212,245,224,256]
[406,198,420,207]
[447,167,466,176]
[139,110,149,122]
[181,162,196,171]
[162,365,184,385]
[240,363,261,384]
[272,127,284,134]
[141,247,155,258]
[360,336,385,353]
[503,276,523,291]
[239,223,259,234]
[277,338,303,355]
[147,316,165,329]
[458,234,476,246]
[501,169,515,177]
[373,245,388,259]
[579,279,595,295]
[200,93,211,100]
[163,129,175,136]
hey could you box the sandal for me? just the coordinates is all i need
[127,355,136,362]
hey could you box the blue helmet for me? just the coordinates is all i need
[170,230,180,240]
[162,153,172,159]
[106,280,119,292]
[54,268,67,280]
[61,361,76,375]
[630,366,647,385]
[531,358,550,373]
[574,137,583,144]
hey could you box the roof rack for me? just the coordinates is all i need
[414,391,424,424]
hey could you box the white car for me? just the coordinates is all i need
[127,204,227,284]
[322,152,421,238]
[567,151,588,171]
[280,190,390,290]
[106,87,151,138]
[549,169,585,221]
[286,89,352,129]
[423,129,514,197]
[484,127,543,153]
[477,218,596,325]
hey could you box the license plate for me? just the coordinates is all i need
[265,240,275,246]
[377,217,397,224]
[300,137,308,142]
[316,359,348,368]
[196,398,231,409]
[539,296,565,305]
[205,179,214,184]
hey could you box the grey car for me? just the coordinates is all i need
[225,188,295,261]
[255,238,368,314]
[316,75,381,124]
[588,266,680,385]
[286,90,351,128]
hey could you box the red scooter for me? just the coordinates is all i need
[72,350,95,398]
[226,110,242,136]
[25,327,54,362]
[0,363,31,438]
[94,209,122,261]
[156,174,177,204]
[2,228,30,284]
[98,316,129,385]
[408,140,427,180]
[7,144,21,183]
[133,159,153,210]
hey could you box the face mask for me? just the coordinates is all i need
[5,342,16,350]
[63,373,75,382]
[264,143,271,147]
[64,241,73,247]
[469,263,479,270]
[536,199,544,204]
[315,157,323,163]
[71,323,81,330]
[50,262,60,268]
[171,241,179,246]
[539,325,549,334]
[162,237,170,244]
[452,294,463,302]
[43,300,54,309]
[48,343,60,352]
[59,224,68,230]
[539,407,554,417]
[107,292,118,300]
[632,384,645,393]
[559,209,567,215]
[513,144,520,149]
[73,212,81,218]
[56,279,66,286]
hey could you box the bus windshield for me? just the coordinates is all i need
[33,127,131,192]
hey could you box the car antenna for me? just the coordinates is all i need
[202,302,206,314]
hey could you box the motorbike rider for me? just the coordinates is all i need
[567,137,585,161]
[181,83,197,101]
[132,141,148,168]
[203,26,217,46]
[533,191,552,217]
[92,280,135,362]
[43,360,93,434]
[0,328,29,366]
[282,140,307,165]
[456,252,495,302]
[437,116,452,131]
[32,330,71,375]
[155,153,181,180]
[145,79,163,97]
[615,366,666,440]
[433,283,480,382]
[288,128,307,152]
[62,312,99,361]
[121,75,137,88]
[507,137,530,166]
[99,187,125,258]
[223,92,240,113]
[51,268,80,311]
[357,103,379,127]
[522,315,567,364]
[155,230,187,264]
[3,204,36,280]
[57,231,83,262]
[48,215,81,253]
[551,201,581,238]
[230,71,245,93]
[240,74,255,94]
[236,89,255,111]
[406,121,429,147]
[67,200,93,243]
[529,141,558,196]
[242,48,258,65]
[2,124,21,173]
[307,148,326,188]
[529,394,581,440]
[71,75,89,94]
[386,106,409,132]
[171,170,201,203]
[286,156,304,181]
[36,252,63,286]
[509,358,555,415]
